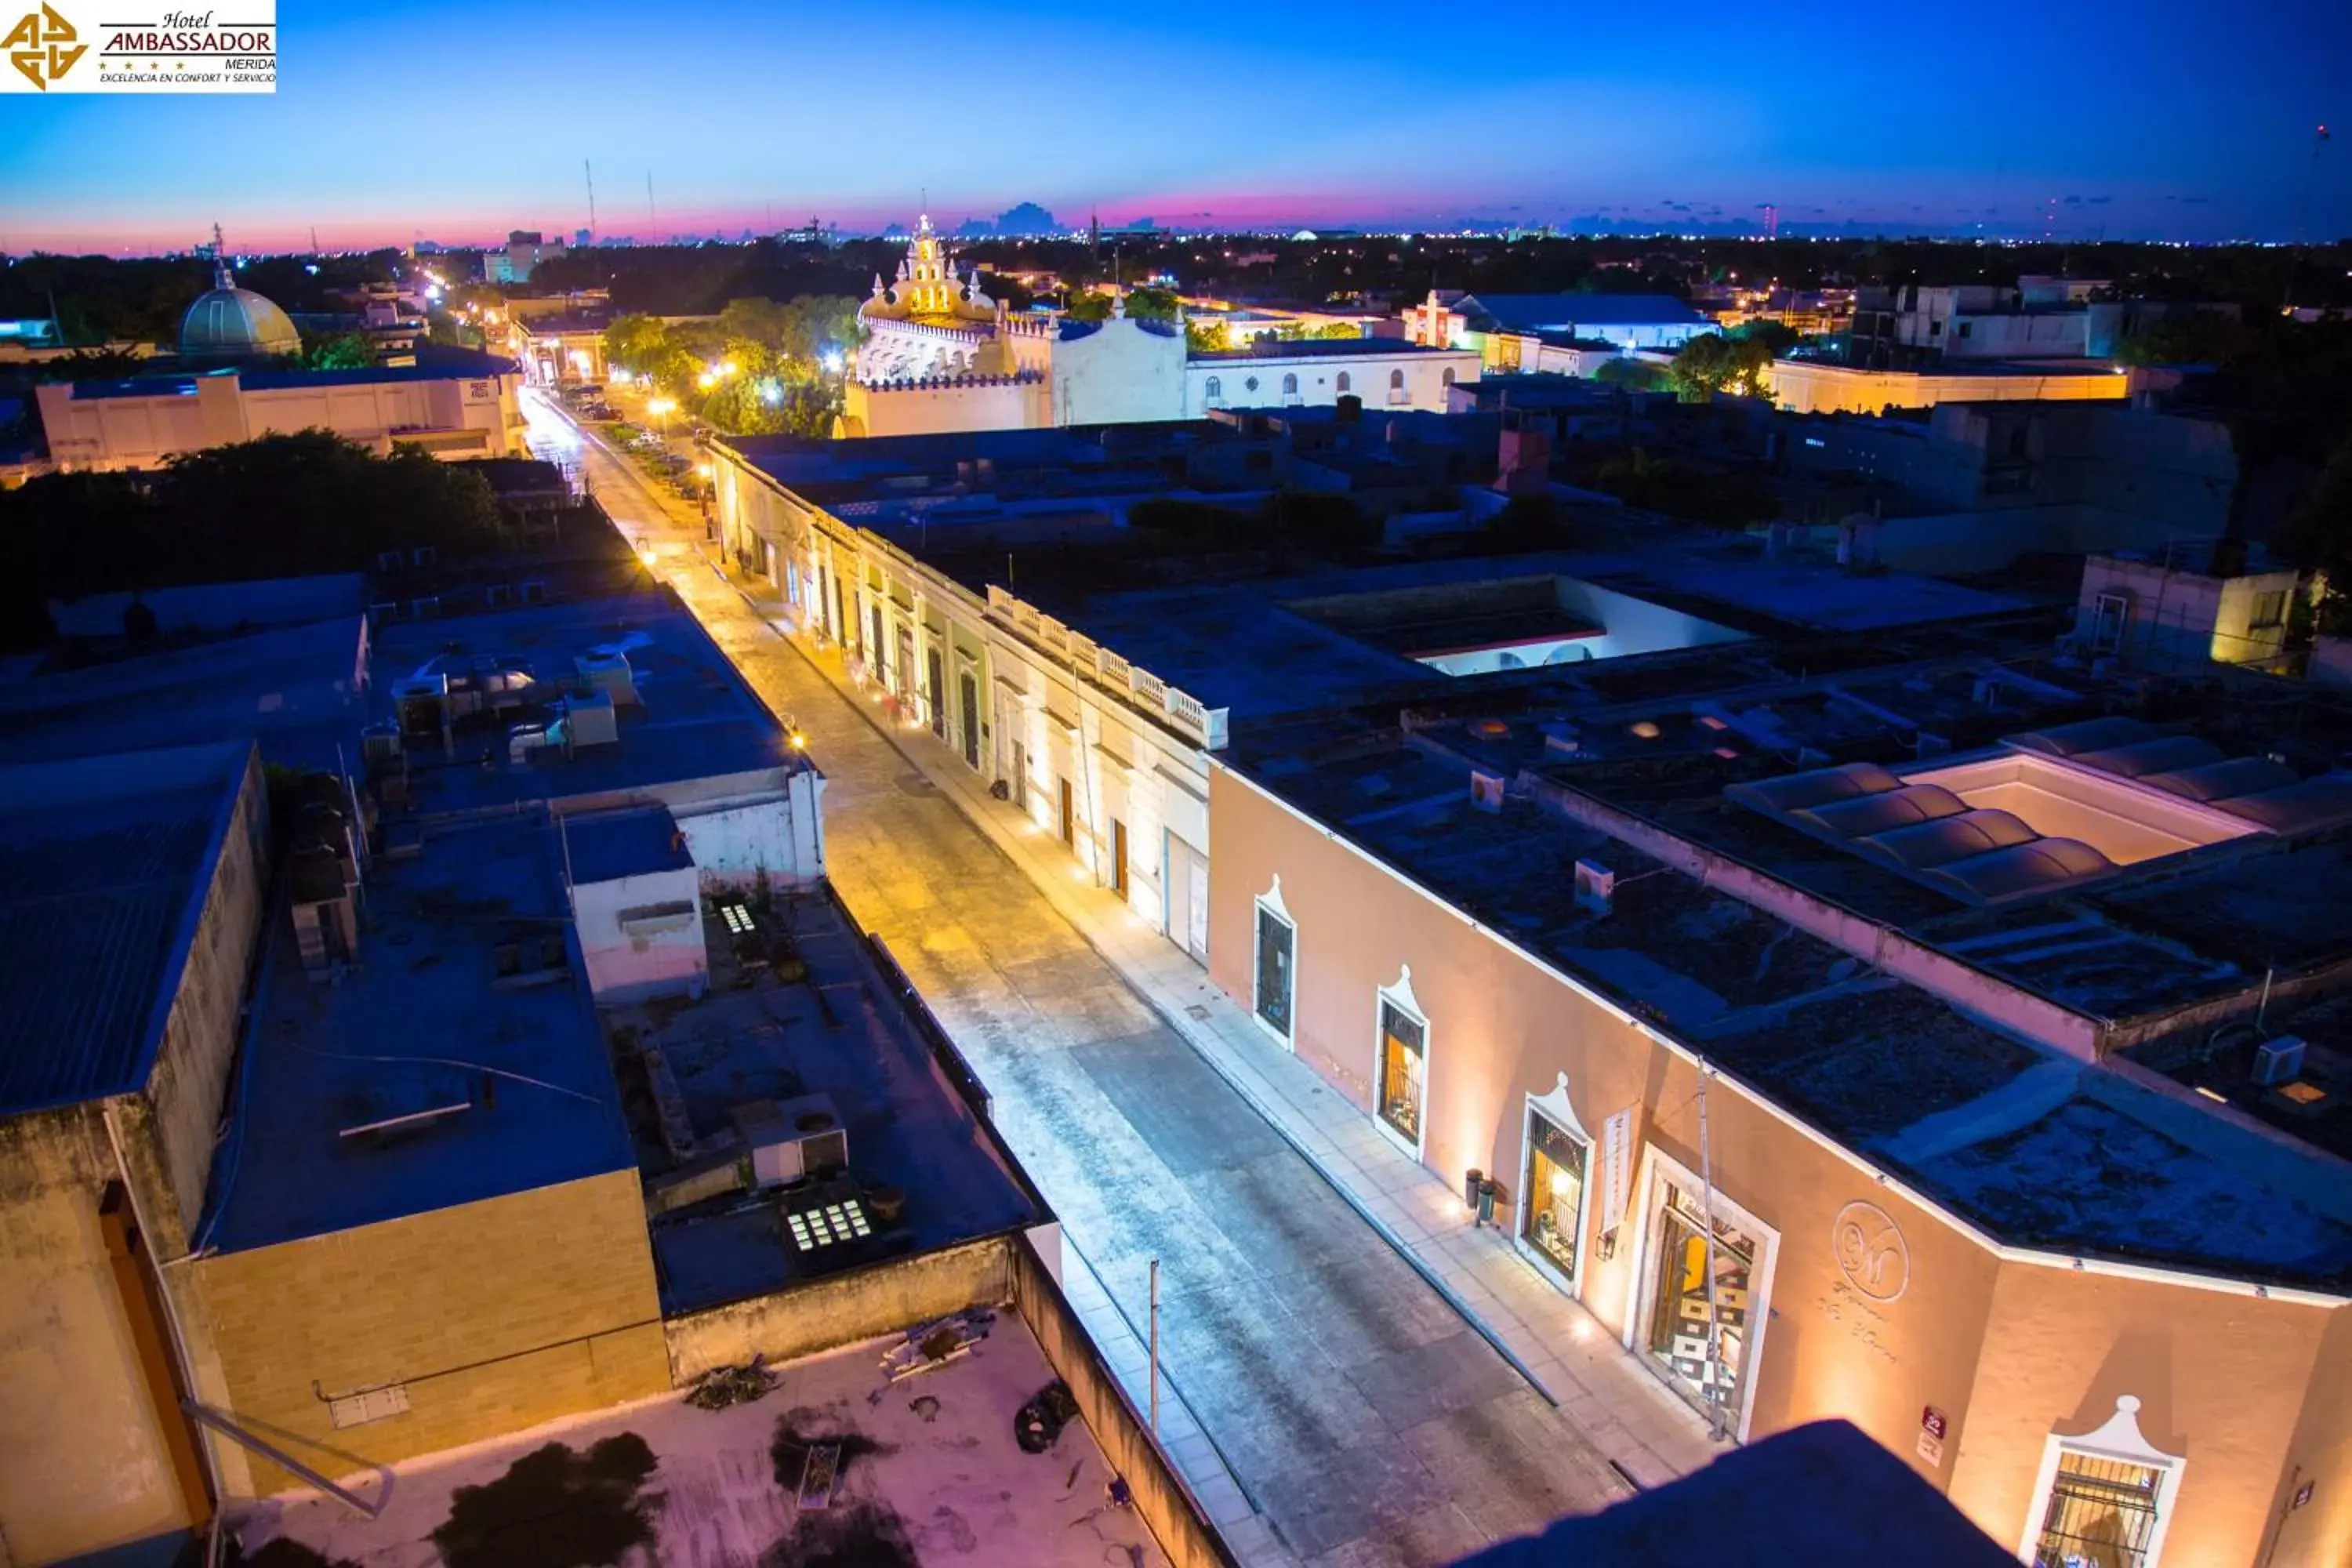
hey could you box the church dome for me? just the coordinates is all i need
[180,262,301,362]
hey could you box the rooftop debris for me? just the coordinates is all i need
[1015,1380,1081,1454]
[684,1355,779,1412]
[878,1307,995,1386]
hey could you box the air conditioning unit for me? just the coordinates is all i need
[1470,769,1507,813]
[1574,858,1616,915]
[732,1094,848,1187]
[2252,1036,2307,1087]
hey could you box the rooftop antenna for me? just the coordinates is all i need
[309,223,319,256]
[584,159,597,243]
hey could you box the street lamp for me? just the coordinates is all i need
[645,396,676,437]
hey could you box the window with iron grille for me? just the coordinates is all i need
[1254,902,1293,1039]
[2032,1452,2165,1568]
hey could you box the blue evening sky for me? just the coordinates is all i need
[2,0,2347,252]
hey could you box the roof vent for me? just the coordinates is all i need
[1470,768,1507,813]
[1574,858,1616,915]
[732,1094,849,1188]
[2252,1036,2307,1087]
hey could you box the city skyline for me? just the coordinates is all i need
[2,0,2347,254]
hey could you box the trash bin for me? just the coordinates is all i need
[1476,1178,1499,1229]
[1464,1168,1484,1217]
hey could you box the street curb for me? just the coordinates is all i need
[712,562,1570,1418]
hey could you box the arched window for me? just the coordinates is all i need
[1281,373,1298,396]
[1336,372,1352,393]
[1204,376,1222,401]
[1388,368,1405,389]
[1442,367,1457,387]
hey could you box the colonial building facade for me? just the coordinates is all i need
[1203,668,2352,1568]
[708,440,1229,965]
[840,216,1478,438]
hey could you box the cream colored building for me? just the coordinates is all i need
[1762,358,2131,416]
[34,354,527,470]
[710,438,1231,963]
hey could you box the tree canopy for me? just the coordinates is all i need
[299,332,375,370]
[0,431,507,651]
[2113,310,2251,368]
[599,296,861,437]
[1668,332,1775,401]
[1123,287,1180,323]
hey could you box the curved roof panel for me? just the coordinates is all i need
[2212,775,2352,834]
[1919,837,2117,902]
[2005,715,2159,758]
[2070,734,2229,779]
[1799,783,1968,838]
[1726,760,1903,815]
[1858,809,2040,869]
[2141,755,2299,803]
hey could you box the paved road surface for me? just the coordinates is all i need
[522,394,1633,1566]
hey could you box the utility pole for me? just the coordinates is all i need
[584,159,597,244]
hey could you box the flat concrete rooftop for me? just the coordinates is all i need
[238,1323,1168,1568]
[369,586,809,818]
[198,811,634,1254]
[0,615,367,772]
[609,891,1046,1315]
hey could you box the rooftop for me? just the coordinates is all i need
[565,802,694,884]
[63,345,517,400]
[368,587,811,818]
[605,891,1045,1314]
[1457,293,1714,332]
[1221,649,2352,1290]
[0,742,253,1117]
[0,614,367,772]
[1189,336,1465,361]
[198,811,636,1253]
[241,1325,1168,1568]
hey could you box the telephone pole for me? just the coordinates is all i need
[584,159,597,244]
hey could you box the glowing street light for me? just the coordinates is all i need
[645,396,677,436]
[820,351,844,376]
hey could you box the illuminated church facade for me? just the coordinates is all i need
[840,215,1478,437]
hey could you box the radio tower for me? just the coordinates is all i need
[1762,205,1779,240]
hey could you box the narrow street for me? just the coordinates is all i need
[521,394,1636,1567]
